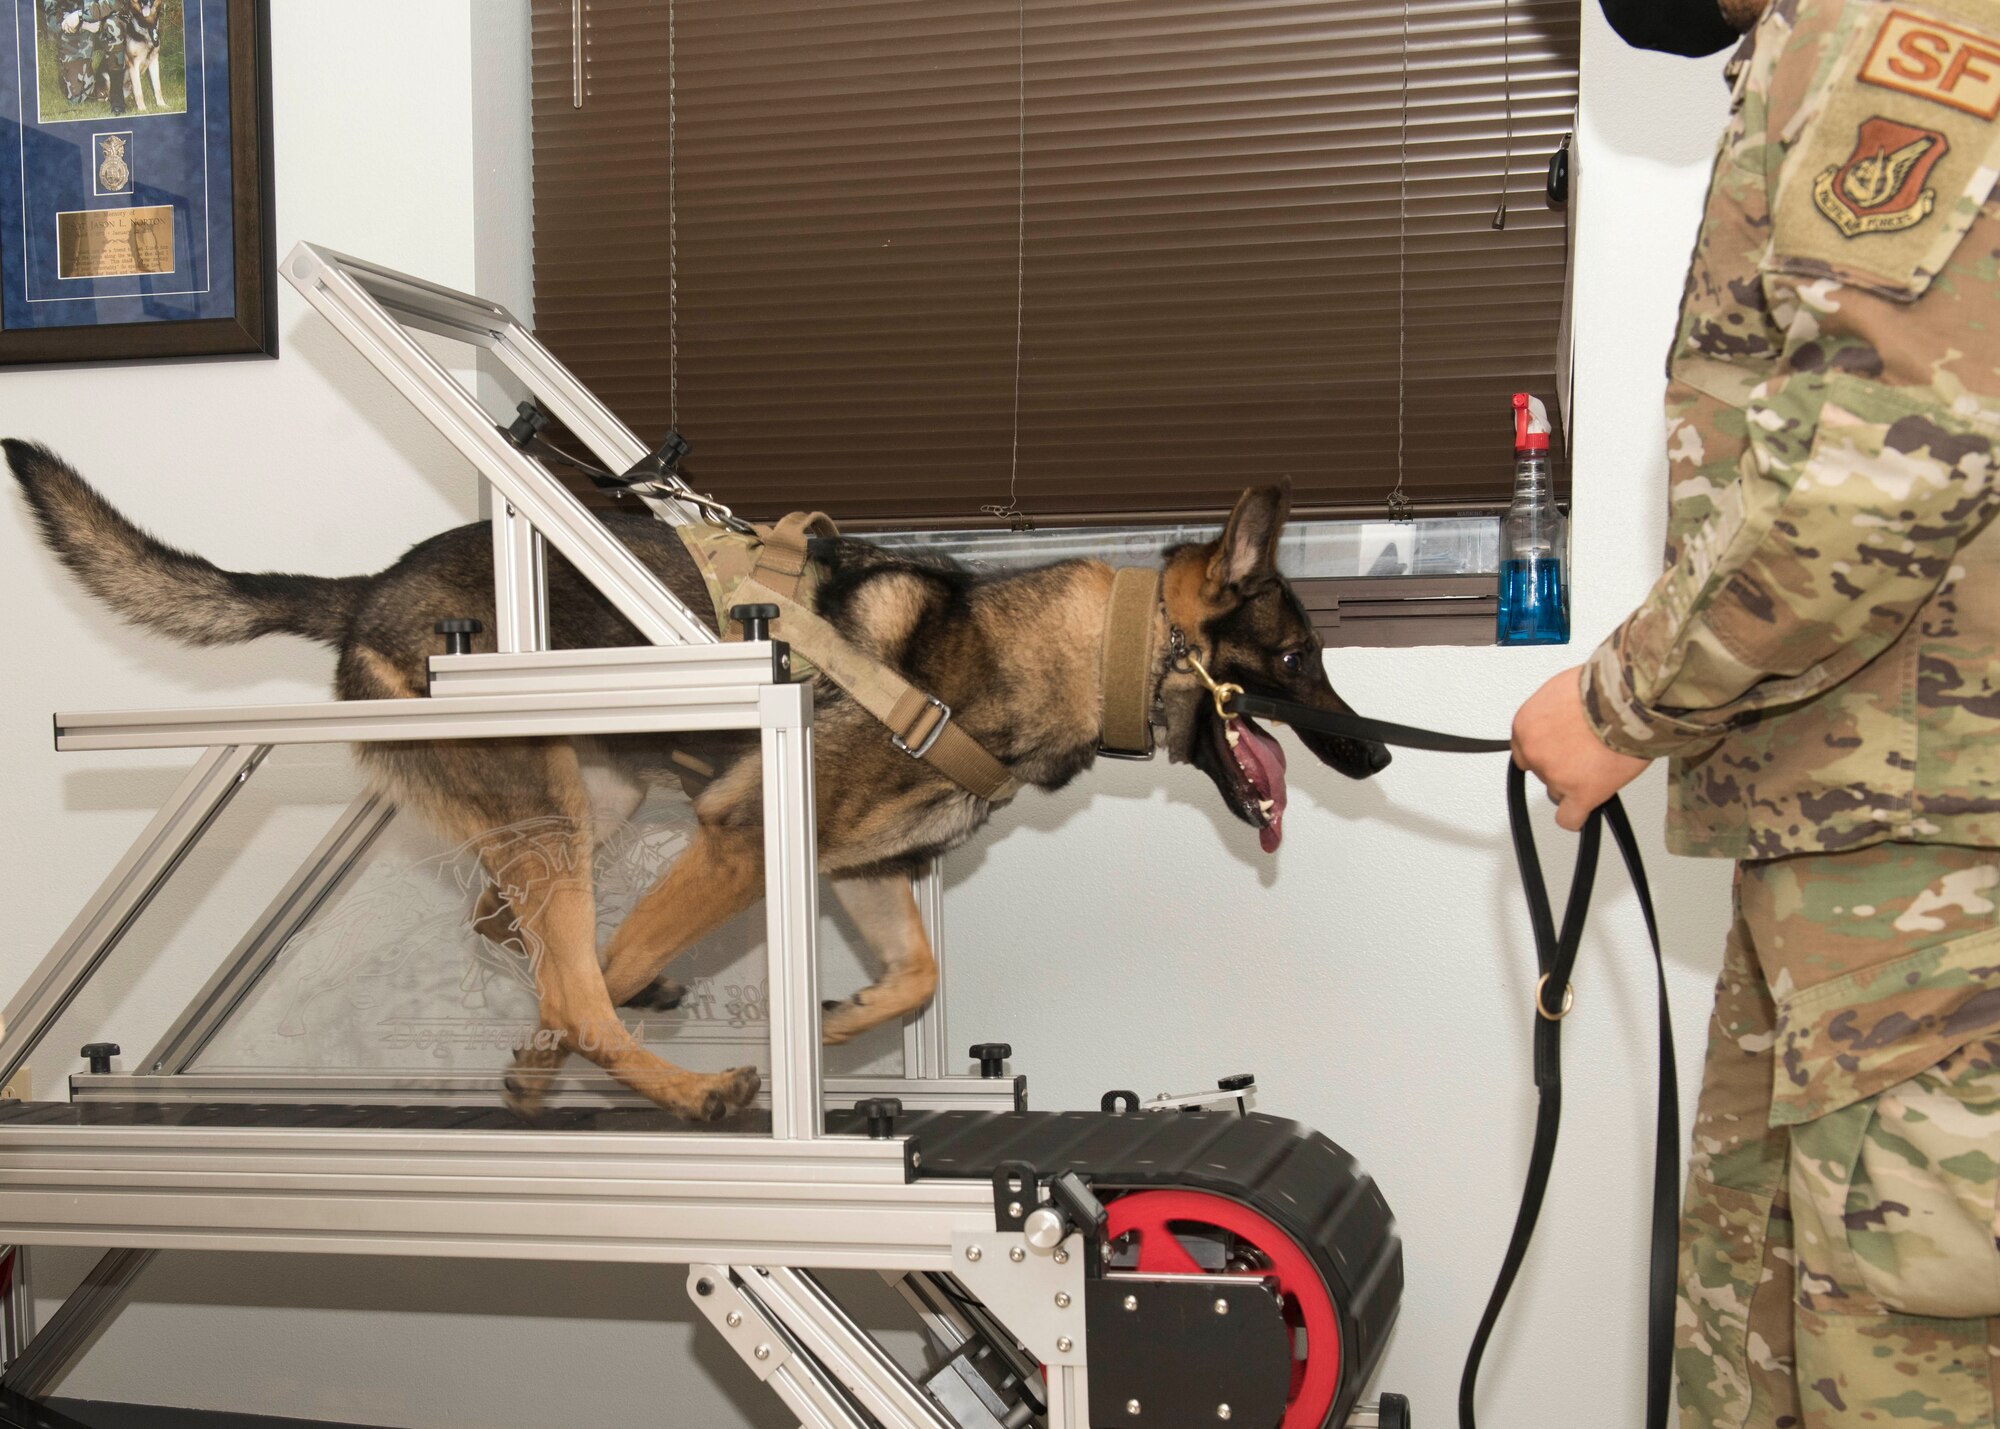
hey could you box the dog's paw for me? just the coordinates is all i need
[501,1069,548,1123]
[687,1065,761,1123]
[820,992,875,1046]
[625,976,689,1012]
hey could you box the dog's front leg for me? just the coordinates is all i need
[127,58,146,112]
[599,824,766,1011]
[821,873,937,1046]
[147,50,164,108]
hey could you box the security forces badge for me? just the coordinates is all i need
[1773,2,2000,299]
[93,133,132,197]
[1812,116,1948,236]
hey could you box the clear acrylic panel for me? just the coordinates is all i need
[33,740,899,1094]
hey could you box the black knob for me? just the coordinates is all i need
[81,1042,119,1075]
[435,618,483,656]
[1379,1392,1411,1429]
[1217,1073,1255,1092]
[505,401,551,449]
[969,1043,1012,1078]
[858,1097,903,1139]
[729,603,780,642]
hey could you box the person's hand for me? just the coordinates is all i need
[1511,664,1649,831]
[61,11,81,32]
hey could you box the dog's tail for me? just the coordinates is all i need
[6,439,367,647]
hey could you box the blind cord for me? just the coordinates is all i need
[1492,0,1512,230]
[1386,0,1412,522]
[668,0,680,427]
[982,0,1033,530]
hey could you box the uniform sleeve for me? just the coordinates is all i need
[1578,0,2000,762]
[1581,365,2000,760]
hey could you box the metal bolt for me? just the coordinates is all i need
[966,1245,983,1263]
[1214,1297,1230,1316]
[1217,1406,1232,1421]
[1009,1246,1026,1263]
[754,1344,772,1361]
[1056,1336,1073,1353]
[1053,1248,1069,1265]
[1054,1292,1071,1309]
[1008,1200,1024,1219]
[1127,1400,1142,1417]
[725,1311,742,1328]
[1123,1294,1138,1311]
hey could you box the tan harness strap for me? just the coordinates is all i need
[1097,567,1163,758]
[733,575,1021,804]
[750,511,839,602]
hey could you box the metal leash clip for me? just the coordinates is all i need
[1184,649,1244,722]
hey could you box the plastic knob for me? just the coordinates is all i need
[969,1043,1012,1078]
[81,1042,119,1075]
[1217,1073,1255,1092]
[729,603,780,642]
[858,1097,903,1139]
[435,618,483,656]
[1023,1206,1069,1250]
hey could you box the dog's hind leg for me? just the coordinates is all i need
[820,873,936,1046]
[368,738,759,1123]
[598,824,765,1011]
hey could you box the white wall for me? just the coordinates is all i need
[934,15,1736,1425]
[0,4,1738,1426]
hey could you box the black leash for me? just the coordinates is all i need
[1220,695,1678,1429]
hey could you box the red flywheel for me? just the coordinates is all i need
[1104,1189,1342,1429]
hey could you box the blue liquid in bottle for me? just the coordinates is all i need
[1495,396,1569,647]
[1497,556,1569,645]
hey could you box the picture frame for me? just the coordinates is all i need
[0,0,275,365]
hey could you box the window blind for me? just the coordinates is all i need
[531,0,1576,527]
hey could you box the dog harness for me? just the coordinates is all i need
[677,514,1021,803]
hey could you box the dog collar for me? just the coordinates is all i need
[1096,567,1165,759]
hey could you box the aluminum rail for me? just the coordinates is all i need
[0,1248,151,1397]
[0,1123,985,1268]
[0,746,266,1088]
[69,1073,1022,1115]
[281,243,713,644]
[54,684,770,752]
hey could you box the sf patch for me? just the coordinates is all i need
[1861,8,2000,120]
[1813,116,1950,236]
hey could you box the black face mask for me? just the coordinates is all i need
[1598,0,1741,55]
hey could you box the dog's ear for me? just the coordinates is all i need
[1205,481,1291,595]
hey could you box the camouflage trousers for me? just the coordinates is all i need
[1678,842,2000,1429]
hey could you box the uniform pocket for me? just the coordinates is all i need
[1765,0,2000,300]
[1790,1041,2000,1319]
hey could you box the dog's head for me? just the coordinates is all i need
[1158,482,1390,851]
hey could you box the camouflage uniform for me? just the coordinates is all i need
[1576,0,2000,1422]
[40,0,122,95]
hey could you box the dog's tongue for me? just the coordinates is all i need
[1234,718,1290,853]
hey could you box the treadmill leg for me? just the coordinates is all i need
[0,1248,155,1398]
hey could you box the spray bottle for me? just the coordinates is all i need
[1495,392,1569,646]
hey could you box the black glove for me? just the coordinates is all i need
[1597,0,1740,56]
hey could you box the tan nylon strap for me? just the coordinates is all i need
[1098,568,1163,757]
[733,575,1021,803]
[750,511,839,602]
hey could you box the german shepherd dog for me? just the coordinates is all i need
[6,441,1389,1122]
[119,0,168,113]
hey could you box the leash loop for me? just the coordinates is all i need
[1533,973,1575,1021]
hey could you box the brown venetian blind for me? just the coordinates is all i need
[531,0,1576,528]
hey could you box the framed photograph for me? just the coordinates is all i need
[0,0,274,364]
